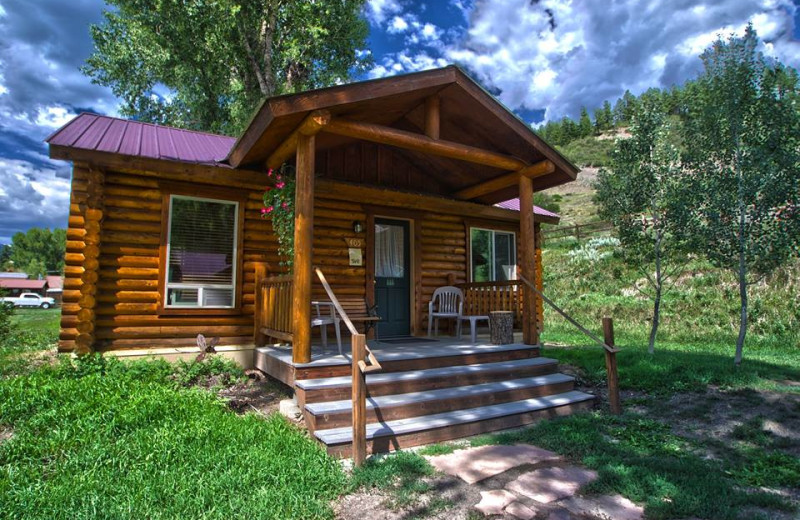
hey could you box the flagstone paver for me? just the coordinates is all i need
[505,501,536,519]
[474,490,518,516]
[561,494,644,520]
[506,466,598,503]
[426,444,561,484]
[545,509,573,520]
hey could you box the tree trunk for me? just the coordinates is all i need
[735,252,747,366]
[734,144,747,366]
[648,285,661,355]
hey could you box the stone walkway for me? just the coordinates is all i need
[426,444,643,520]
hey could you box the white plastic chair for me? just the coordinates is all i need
[312,301,342,356]
[428,286,464,338]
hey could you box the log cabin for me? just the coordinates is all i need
[47,66,594,455]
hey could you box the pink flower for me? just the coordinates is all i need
[260,207,267,215]
[276,174,282,181]
[281,202,288,209]
[265,206,274,214]
[267,168,273,177]
[275,181,285,189]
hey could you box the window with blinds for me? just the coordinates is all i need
[165,195,238,309]
[470,228,517,282]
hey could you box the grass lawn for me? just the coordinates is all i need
[2,237,798,520]
[0,310,347,520]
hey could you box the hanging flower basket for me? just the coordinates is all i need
[261,165,295,270]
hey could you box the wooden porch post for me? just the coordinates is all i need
[292,134,315,363]
[519,175,539,345]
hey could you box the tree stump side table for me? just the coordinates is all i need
[489,311,514,345]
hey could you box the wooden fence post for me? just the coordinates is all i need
[253,263,267,347]
[352,333,367,466]
[602,317,622,415]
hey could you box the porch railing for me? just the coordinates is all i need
[254,272,294,345]
[457,280,523,325]
[315,267,381,467]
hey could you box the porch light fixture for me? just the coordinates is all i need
[352,220,363,234]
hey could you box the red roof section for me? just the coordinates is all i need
[0,279,47,290]
[46,113,236,166]
[496,199,561,221]
[46,275,64,290]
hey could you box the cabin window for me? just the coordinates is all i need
[470,228,516,282]
[164,195,239,309]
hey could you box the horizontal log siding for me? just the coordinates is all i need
[60,165,275,352]
[312,198,367,302]
[60,165,545,353]
[420,213,467,329]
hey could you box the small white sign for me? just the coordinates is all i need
[348,247,363,266]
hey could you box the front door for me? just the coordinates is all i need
[374,218,411,337]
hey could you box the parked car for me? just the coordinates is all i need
[0,293,56,309]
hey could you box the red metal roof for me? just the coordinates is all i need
[46,113,236,166]
[45,275,64,290]
[0,279,47,290]
[495,199,561,221]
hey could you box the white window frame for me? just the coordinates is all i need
[469,227,517,282]
[164,194,239,309]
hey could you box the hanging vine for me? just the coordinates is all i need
[261,165,295,269]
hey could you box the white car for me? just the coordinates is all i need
[1,293,56,309]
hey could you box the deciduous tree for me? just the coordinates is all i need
[596,99,686,353]
[680,26,800,364]
[84,0,369,134]
[9,228,66,275]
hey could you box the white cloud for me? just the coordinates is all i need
[365,0,404,25]
[442,0,800,121]
[388,15,410,33]
[0,159,70,244]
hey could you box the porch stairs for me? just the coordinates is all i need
[294,344,594,456]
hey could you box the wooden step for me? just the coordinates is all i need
[315,390,596,456]
[295,357,561,406]
[291,343,539,380]
[304,373,576,432]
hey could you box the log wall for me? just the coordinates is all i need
[60,166,545,353]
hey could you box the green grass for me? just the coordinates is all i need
[0,355,346,519]
[467,412,793,520]
[0,307,61,377]
[557,135,616,167]
[539,237,800,393]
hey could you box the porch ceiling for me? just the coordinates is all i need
[228,66,578,203]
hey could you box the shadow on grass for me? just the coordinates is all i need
[469,412,795,520]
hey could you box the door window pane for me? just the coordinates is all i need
[165,195,238,308]
[375,223,405,278]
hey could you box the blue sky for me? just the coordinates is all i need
[0,0,799,244]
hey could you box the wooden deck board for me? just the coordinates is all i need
[305,373,574,415]
[315,390,594,445]
[295,357,557,390]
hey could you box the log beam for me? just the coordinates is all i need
[291,133,316,363]
[518,174,539,345]
[323,118,527,171]
[266,110,330,169]
[453,160,555,200]
[424,95,440,140]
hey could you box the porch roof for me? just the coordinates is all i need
[228,66,579,203]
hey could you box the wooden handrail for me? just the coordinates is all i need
[315,266,382,465]
[518,274,622,415]
[518,274,618,353]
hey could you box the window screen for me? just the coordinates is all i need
[470,228,516,282]
[165,195,238,308]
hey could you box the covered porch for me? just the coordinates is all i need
[232,66,575,366]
